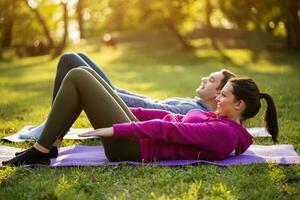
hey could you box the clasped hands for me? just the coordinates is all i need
[79,127,114,138]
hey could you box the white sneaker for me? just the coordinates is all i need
[19,122,46,139]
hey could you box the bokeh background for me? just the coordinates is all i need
[0,0,299,58]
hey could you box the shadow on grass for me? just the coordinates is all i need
[0,59,51,79]
[0,79,52,122]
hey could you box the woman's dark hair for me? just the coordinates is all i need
[229,78,278,142]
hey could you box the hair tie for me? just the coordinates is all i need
[259,93,265,99]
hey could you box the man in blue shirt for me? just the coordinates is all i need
[19,52,236,139]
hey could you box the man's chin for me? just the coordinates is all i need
[196,90,202,97]
[196,93,202,99]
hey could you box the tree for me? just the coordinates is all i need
[23,0,69,57]
[23,0,55,49]
[282,0,300,49]
[219,0,300,50]
[151,0,194,49]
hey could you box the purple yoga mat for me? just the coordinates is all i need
[51,144,300,167]
[1,145,299,167]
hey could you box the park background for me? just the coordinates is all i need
[0,0,300,199]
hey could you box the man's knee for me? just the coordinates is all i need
[77,52,88,58]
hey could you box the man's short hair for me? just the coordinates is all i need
[217,69,237,90]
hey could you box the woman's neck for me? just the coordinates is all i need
[217,114,242,124]
[231,116,242,124]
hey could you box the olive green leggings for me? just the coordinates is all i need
[37,67,140,161]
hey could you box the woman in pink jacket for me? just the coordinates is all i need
[3,67,278,166]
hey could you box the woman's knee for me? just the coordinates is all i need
[78,66,92,72]
[64,68,91,83]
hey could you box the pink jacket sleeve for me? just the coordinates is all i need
[130,108,172,121]
[113,119,237,149]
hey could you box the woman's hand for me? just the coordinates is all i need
[79,127,114,137]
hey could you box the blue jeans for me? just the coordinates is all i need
[53,52,148,101]
[53,53,211,114]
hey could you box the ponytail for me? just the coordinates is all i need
[259,93,278,142]
[230,78,279,142]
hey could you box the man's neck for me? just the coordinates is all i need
[195,96,217,111]
[203,99,217,111]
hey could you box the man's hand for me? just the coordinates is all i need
[79,127,114,137]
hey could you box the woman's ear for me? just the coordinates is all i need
[234,100,246,111]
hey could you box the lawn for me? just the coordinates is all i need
[0,37,300,199]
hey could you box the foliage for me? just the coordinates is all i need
[219,0,300,49]
[0,0,61,46]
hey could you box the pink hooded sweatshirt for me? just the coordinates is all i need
[113,108,253,162]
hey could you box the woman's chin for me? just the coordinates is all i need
[216,111,227,118]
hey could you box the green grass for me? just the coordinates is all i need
[0,37,300,199]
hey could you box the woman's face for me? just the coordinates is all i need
[215,82,244,119]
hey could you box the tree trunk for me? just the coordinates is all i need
[77,0,84,39]
[23,0,55,49]
[0,48,2,59]
[1,1,15,48]
[284,1,300,50]
[1,16,14,48]
[62,2,68,46]
[164,18,193,50]
[52,1,69,58]
[205,0,219,50]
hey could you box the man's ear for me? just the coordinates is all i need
[215,90,221,97]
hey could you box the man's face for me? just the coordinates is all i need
[196,71,224,101]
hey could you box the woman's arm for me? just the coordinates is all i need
[130,108,173,121]
[112,120,236,148]
[79,127,114,137]
[78,110,174,138]
[79,119,238,155]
